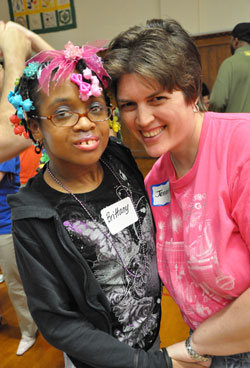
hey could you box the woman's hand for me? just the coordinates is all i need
[168,341,211,367]
[172,358,211,368]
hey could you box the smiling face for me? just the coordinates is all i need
[30,75,110,174]
[117,73,199,159]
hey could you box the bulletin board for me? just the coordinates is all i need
[8,0,77,34]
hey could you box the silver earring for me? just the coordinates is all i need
[192,103,200,113]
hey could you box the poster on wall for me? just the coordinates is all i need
[8,0,77,34]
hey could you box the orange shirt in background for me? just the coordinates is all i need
[19,146,42,185]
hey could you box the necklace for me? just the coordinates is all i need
[47,159,145,278]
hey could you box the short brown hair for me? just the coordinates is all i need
[104,18,202,104]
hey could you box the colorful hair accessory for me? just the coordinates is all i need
[106,90,117,108]
[26,41,110,95]
[70,73,90,101]
[14,78,20,86]
[83,68,92,80]
[9,113,29,139]
[8,90,35,119]
[23,62,40,79]
[38,149,50,170]
[70,71,102,101]
[8,89,35,139]
[64,42,82,60]
[109,113,121,133]
[9,114,21,125]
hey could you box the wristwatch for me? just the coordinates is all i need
[185,336,212,362]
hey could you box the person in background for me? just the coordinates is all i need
[209,22,250,112]
[0,156,38,355]
[0,20,54,163]
[0,82,3,282]
[0,39,5,324]
[0,21,51,355]
[19,145,42,186]
[104,18,250,367]
[201,82,210,110]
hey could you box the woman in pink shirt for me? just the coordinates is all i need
[104,18,250,367]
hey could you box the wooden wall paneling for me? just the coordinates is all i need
[135,158,158,178]
[121,122,158,177]
[194,32,231,91]
[121,123,146,158]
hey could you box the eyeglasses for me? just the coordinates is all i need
[32,105,113,127]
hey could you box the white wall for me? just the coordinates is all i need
[160,0,250,35]
[1,0,160,49]
[1,0,250,49]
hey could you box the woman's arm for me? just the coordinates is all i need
[5,21,54,53]
[0,21,54,163]
[0,21,32,162]
[192,286,250,355]
[167,287,250,364]
[0,171,5,181]
[167,159,250,363]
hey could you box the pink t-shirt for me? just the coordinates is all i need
[145,112,250,329]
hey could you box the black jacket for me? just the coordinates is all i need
[8,139,168,368]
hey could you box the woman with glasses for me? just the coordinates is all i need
[7,43,199,368]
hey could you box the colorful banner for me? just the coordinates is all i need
[8,0,76,34]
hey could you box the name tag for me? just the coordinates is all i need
[151,180,170,206]
[101,197,138,235]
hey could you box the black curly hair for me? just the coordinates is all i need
[14,58,111,149]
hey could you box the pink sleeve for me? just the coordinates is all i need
[231,157,250,253]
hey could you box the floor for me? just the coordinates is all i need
[0,279,64,368]
[159,286,189,347]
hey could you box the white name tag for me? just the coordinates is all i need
[151,180,171,206]
[101,197,138,235]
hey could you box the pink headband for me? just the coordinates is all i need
[27,41,110,96]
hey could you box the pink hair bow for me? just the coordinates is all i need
[70,70,102,101]
[27,41,110,95]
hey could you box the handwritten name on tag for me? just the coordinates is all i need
[101,197,138,235]
[151,180,170,206]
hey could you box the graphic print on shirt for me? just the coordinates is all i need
[60,166,160,349]
[157,191,235,329]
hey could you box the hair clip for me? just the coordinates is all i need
[23,62,40,79]
[70,70,102,102]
